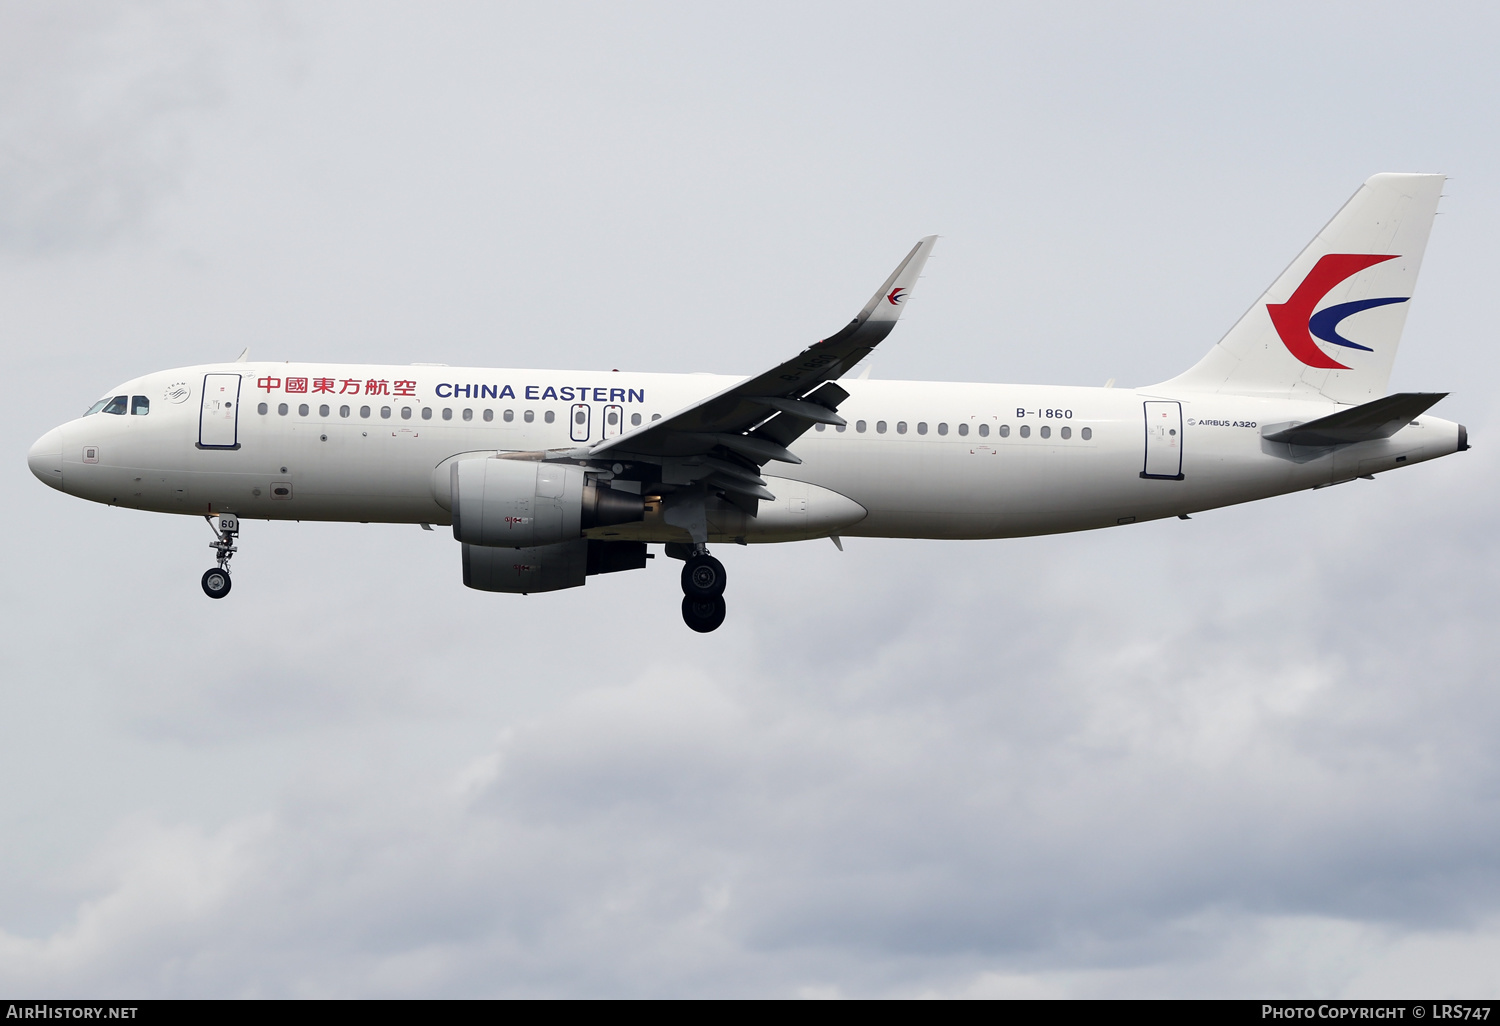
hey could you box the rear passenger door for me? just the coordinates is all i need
[1141,401,1183,479]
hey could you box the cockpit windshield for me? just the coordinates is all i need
[85,394,149,416]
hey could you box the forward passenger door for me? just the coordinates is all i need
[198,374,242,450]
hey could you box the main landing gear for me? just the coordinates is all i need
[202,513,239,599]
[680,547,727,633]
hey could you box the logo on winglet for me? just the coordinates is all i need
[1268,254,1408,369]
[886,287,906,306]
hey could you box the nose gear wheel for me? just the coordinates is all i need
[201,568,232,598]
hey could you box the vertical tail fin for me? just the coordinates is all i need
[1158,173,1445,404]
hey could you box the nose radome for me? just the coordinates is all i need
[28,427,63,491]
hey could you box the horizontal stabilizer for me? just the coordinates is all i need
[1261,392,1447,447]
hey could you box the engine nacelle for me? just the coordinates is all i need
[451,457,644,548]
[463,539,649,594]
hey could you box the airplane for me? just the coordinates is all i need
[27,173,1467,632]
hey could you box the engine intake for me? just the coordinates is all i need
[451,458,644,548]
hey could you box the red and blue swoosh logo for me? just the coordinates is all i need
[1268,254,1407,369]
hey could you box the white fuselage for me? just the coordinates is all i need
[29,362,1463,543]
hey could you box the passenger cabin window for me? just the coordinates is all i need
[978,424,989,437]
[524,410,535,423]
[815,423,826,432]
[631,413,642,426]
[856,420,867,433]
[131,396,150,416]
[360,406,371,418]
[544,410,555,424]
[258,402,269,415]
[442,408,452,420]
[1040,425,1051,439]
[319,404,330,417]
[1081,427,1093,440]
[876,421,887,434]
[299,403,310,416]
[938,423,948,435]
[463,408,473,421]
[651,413,661,421]
[1061,426,1071,439]
[999,424,1010,437]
[483,409,493,422]
[958,423,969,436]
[917,422,927,435]
[1020,425,1030,438]
[278,403,289,416]
[102,395,128,416]
[340,405,351,418]
[380,406,392,419]
[401,407,412,420]
[422,407,432,420]
[503,409,514,422]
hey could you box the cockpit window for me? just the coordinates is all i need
[131,396,150,416]
[102,395,128,415]
[85,398,111,416]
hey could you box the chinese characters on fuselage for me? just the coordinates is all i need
[254,377,646,403]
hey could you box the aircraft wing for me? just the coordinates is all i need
[588,236,936,504]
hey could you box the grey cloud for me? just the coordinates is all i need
[0,2,283,256]
[5,0,1500,999]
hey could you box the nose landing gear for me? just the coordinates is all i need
[679,547,726,632]
[202,513,239,599]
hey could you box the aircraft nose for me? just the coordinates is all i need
[28,427,64,491]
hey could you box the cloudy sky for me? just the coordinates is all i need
[4,0,1499,998]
